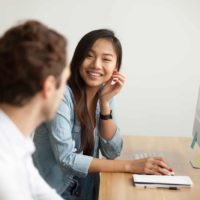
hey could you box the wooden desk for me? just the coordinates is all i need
[99,135,200,200]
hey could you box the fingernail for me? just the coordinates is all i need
[169,168,173,172]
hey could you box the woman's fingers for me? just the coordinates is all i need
[144,157,171,175]
[146,168,163,175]
[112,73,125,83]
[153,158,170,170]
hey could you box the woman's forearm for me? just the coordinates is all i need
[88,158,130,173]
[88,157,172,175]
[99,101,117,140]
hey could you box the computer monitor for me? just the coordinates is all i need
[190,87,200,168]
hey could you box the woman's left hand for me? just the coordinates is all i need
[99,71,125,103]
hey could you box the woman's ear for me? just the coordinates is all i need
[113,67,118,74]
[114,66,119,72]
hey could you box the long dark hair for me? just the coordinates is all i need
[68,29,122,155]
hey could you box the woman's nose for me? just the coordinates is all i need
[92,58,102,69]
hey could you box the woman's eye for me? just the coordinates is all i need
[87,53,93,58]
[103,58,111,62]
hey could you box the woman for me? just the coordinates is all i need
[33,29,171,200]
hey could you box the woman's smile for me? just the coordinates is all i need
[86,70,104,79]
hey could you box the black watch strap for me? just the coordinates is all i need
[100,110,112,120]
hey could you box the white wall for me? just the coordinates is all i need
[1,0,200,137]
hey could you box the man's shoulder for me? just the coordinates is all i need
[0,150,14,178]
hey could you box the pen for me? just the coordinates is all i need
[168,187,179,190]
[144,186,179,190]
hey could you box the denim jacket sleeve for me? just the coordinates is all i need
[47,88,93,177]
[99,98,123,159]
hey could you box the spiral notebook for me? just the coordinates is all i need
[133,174,193,189]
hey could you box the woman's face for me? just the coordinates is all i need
[79,38,118,88]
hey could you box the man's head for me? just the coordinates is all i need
[0,20,70,121]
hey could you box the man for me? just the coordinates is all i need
[0,20,70,200]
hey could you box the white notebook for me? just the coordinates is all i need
[133,174,193,189]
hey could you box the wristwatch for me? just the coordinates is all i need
[100,110,112,120]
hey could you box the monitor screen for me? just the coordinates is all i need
[192,88,200,148]
[191,88,200,168]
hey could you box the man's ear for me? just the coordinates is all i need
[42,75,56,99]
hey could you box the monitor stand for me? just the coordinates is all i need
[190,155,200,168]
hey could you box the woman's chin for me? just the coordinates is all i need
[85,80,102,87]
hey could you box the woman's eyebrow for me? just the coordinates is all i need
[89,49,113,57]
[102,53,113,57]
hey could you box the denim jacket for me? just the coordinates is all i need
[33,86,123,195]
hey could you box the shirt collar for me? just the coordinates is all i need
[0,109,35,159]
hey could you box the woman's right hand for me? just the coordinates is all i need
[126,157,172,175]
[99,71,125,103]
